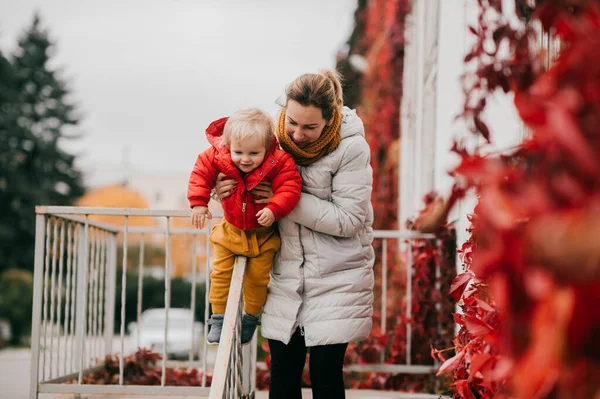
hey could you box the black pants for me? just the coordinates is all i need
[268,327,348,399]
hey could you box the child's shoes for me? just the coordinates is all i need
[241,313,260,345]
[206,314,224,344]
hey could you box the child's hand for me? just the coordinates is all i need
[191,206,212,229]
[256,208,275,227]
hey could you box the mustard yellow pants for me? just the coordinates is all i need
[209,220,281,315]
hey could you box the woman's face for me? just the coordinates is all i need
[285,100,332,148]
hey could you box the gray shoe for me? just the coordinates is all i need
[207,314,224,344]
[241,313,260,345]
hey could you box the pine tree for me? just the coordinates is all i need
[0,48,29,273]
[0,14,85,272]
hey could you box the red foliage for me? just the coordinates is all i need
[80,348,212,386]
[256,1,455,391]
[434,216,504,398]
[437,1,600,398]
[345,192,457,393]
[359,0,409,234]
[336,0,457,393]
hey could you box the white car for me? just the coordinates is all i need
[129,308,204,360]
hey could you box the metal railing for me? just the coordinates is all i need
[29,206,453,398]
[340,230,446,376]
[29,206,256,399]
[208,256,252,399]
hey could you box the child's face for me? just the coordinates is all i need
[230,135,267,173]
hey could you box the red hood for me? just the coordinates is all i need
[205,117,229,149]
[205,116,279,153]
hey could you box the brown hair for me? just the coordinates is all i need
[222,108,274,149]
[284,69,344,121]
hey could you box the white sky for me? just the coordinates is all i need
[0,0,357,184]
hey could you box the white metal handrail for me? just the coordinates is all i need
[29,206,452,399]
[29,206,258,399]
[343,229,448,375]
[208,256,250,399]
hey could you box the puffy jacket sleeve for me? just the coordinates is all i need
[187,148,219,208]
[266,152,302,220]
[287,136,373,237]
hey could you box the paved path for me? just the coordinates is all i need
[1,345,446,399]
[0,347,31,399]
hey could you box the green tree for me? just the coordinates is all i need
[0,269,34,345]
[0,49,24,272]
[0,14,85,273]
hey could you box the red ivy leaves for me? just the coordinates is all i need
[440,1,600,398]
[436,227,503,398]
[449,272,474,301]
[80,348,212,386]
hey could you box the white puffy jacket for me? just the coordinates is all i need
[261,107,375,346]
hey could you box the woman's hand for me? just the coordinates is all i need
[251,182,274,204]
[214,172,273,203]
[214,173,237,200]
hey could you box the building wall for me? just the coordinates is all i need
[400,0,524,262]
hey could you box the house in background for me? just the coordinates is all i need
[77,164,221,281]
[399,0,549,257]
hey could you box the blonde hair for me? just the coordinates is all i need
[285,69,344,121]
[222,108,274,149]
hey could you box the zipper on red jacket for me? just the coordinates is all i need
[241,200,246,230]
[241,188,248,230]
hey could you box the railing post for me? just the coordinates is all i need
[209,256,247,399]
[242,333,257,397]
[406,239,413,366]
[380,238,388,364]
[29,214,46,399]
[75,217,90,383]
[103,233,117,356]
[161,216,172,387]
[118,217,129,386]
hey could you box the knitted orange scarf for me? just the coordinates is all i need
[276,107,342,166]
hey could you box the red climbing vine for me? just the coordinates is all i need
[433,1,600,398]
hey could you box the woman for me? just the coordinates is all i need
[215,70,374,399]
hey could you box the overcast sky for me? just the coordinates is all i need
[0,0,357,183]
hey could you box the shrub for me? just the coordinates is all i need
[0,268,34,345]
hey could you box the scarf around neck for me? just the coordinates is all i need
[276,107,342,166]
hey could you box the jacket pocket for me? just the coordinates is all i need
[314,233,365,277]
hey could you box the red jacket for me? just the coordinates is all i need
[187,117,302,231]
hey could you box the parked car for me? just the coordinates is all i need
[0,319,10,348]
[128,308,204,360]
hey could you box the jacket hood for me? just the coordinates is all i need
[205,117,228,149]
[340,107,365,140]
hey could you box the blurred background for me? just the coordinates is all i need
[1,1,592,398]
[0,0,367,397]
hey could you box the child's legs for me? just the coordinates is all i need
[243,231,281,315]
[209,223,238,314]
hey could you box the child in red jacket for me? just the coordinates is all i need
[188,108,302,344]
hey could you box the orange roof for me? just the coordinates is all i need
[75,184,156,228]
